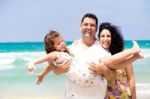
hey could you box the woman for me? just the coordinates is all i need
[98,22,136,99]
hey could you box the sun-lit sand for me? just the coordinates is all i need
[0,94,63,99]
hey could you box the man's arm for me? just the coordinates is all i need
[103,66,116,80]
[89,62,116,80]
[53,60,71,75]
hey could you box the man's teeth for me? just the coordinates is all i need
[84,33,90,37]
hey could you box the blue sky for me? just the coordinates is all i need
[0,0,150,42]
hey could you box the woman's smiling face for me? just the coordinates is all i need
[99,29,111,49]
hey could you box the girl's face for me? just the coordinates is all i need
[54,36,66,52]
[99,29,111,49]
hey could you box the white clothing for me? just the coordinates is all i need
[64,39,111,99]
[52,51,98,85]
[52,52,80,82]
[52,52,72,66]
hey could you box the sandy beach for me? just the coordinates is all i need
[0,94,63,99]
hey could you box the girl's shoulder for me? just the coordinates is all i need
[48,51,61,59]
[72,40,79,46]
[50,51,60,55]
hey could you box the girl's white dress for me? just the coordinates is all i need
[62,39,111,99]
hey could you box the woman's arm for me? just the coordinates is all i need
[126,63,136,99]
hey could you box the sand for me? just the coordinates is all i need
[0,94,63,99]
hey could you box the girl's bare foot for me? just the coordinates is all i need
[132,40,141,53]
[133,52,144,60]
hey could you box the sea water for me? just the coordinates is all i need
[0,40,150,98]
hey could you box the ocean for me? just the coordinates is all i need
[0,40,150,99]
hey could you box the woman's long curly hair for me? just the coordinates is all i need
[98,22,124,55]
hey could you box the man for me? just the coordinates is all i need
[53,13,114,99]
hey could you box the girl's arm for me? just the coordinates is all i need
[36,65,52,85]
[27,52,57,75]
[126,63,136,99]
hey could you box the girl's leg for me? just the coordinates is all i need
[102,41,141,69]
[109,52,144,69]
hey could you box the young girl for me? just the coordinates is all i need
[27,30,78,83]
[27,30,142,87]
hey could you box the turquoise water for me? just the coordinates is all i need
[0,40,149,52]
[0,41,73,52]
[0,40,150,98]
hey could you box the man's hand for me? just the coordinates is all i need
[53,59,72,75]
[88,62,105,75]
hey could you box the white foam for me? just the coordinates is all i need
[0,58,15,65]
[0,65,15,70]
[136,83,150,99]
[144,54,150,58]
[136,83,150,92]
[0,51,45,63]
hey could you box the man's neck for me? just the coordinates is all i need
[82,37,96,47]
